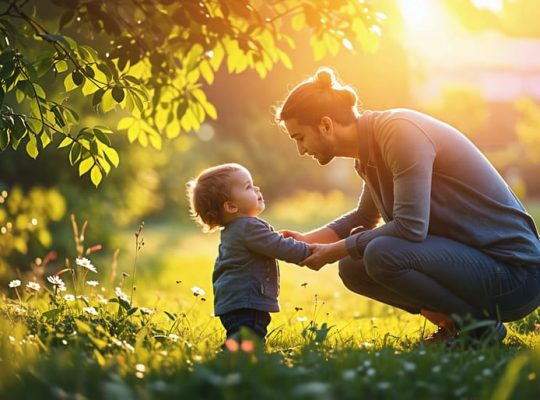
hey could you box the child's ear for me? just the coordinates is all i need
[223,201,238,214]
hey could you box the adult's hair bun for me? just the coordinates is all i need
[315,67,335,89]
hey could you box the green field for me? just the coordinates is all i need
[1,200,540,399]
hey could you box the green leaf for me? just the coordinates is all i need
[55,60,69,73]
[78,157,94,176]
[84,65,95,78]
[75,319,92,334]
[200,60,214,84]
[127,307,139,317]
[0,86,4,106]
[111,86,124,103]
[93,349,106,367]
[25,136,39,159]
[72,70,84,86]
[12,115,27,140]
[103,146,119,167]
[64,73,77,92]
[90,165,102,186]
[69,142,82,165]
[57,136,72,149]
[164,311,177,321]
[42,308,62,320]
[117,117,135,131]
[94,128,110,145]
[0,128,9,150]
[100,90,116,112]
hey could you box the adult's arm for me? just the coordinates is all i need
[344,118,437,259]
[281,183,380,244]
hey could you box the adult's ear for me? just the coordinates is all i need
[319,116,334,136]
[223,201,238,214]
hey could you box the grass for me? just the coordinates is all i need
[1,198,540,399]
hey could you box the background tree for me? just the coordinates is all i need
[0,0,384,185]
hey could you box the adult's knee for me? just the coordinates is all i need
[363,236,400,281]
[338,257,374,293]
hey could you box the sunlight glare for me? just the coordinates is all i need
[471,0,503,13]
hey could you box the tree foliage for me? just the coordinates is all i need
[0,0,384,185]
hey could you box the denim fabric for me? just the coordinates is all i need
[338,235,540,322]
[213,217,311,315]
[219,308,271,339]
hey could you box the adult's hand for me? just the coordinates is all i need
[300,241,348,271]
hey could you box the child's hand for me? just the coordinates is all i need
[300,241,348,271]
[278,229,306,242]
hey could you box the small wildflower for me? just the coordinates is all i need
[376,382,391,390]
[75,257,97,273]
[97,294,108,304]
[140,307,156,315]
[26,282,41,292]
[123,341,135,352]
[47,275,65,287]
[240,340,255,353]
[432,365,442,373]
[191,286,205,296]
[135,364,146,373]
[482,368,493,377]
[114,287,130,302]
[86,280,99,287]
[64,294,75,301]
[224,338,239,352]
[366,368,376,377]
[83,307,98,316]
[8,280,21,288]
[168,333,179,342]
[8,336,15,343]
[297,316,308,322]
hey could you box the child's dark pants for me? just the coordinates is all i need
[219,308,271,341]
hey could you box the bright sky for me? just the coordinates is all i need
[397,0,540,101]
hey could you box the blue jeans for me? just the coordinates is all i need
[219,308,271,340]
[338,235,540,322]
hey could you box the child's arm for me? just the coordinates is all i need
[243,218,311,264]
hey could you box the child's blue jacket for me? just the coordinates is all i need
[213,217,310,316]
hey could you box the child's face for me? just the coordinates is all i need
[226,168,265,217]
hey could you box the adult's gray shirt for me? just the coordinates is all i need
[328,108,540,266]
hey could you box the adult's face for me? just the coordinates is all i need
[284,118,335,166]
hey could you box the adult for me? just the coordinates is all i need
[275,67,540,345]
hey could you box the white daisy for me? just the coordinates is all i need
[86,280,99,287]
[140,307,155,315]
[191,286,205,297]
[83,307,98,316]
[75,257,97,273]
[26,282,41,292]
[8,280,21,288]
[47,275,65,287]
[114,287,130,302]
[63,294,75,301]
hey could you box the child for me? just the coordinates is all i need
[187,163,311,343]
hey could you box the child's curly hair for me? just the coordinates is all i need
[186,163,244,232]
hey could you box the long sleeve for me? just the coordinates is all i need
[326,183,381,239]
[346,119,436,259]
[243,218,311,264]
